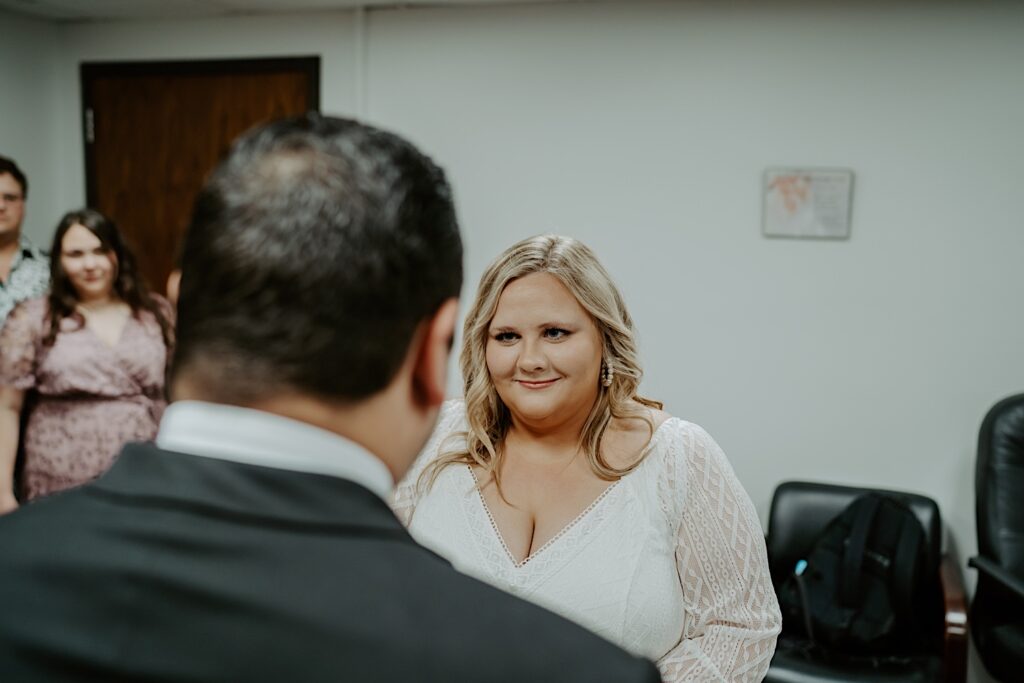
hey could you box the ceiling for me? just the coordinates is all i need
[0,0,576,22]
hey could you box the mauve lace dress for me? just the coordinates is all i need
[0,297,170,500]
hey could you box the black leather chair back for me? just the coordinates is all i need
[766,481,942,587]
[976,393,1024,575]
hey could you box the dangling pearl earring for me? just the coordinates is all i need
[601,360,614,388]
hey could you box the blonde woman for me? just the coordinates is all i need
[393,235,781,681]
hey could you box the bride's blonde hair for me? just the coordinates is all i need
[422,234,662,495]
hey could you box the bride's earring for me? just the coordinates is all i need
[601,360,614,388]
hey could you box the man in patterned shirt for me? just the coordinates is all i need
[0,156,49,327]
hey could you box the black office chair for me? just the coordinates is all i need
[765,481,967,683]
[969,393,1024,683]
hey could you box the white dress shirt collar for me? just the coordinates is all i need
[156,400,393,500]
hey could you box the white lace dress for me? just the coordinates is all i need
[393,401,781,682]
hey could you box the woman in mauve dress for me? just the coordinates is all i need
[0,209,173,513]
[393,235,781,682]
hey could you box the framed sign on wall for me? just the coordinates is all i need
[763,168,854,239]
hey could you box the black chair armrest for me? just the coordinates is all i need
[940,554,968,683]
[968,555,1024,602]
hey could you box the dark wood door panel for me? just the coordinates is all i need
[82,58,319,294]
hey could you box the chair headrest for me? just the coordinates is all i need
[976,393,1024,574]
[766,480,942,585]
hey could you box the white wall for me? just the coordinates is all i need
[363,1,1024,568]
[15,7,1024,677]
[48,0,1024,547]
[0,10,61,245]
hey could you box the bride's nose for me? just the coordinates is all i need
[516,337,548,373]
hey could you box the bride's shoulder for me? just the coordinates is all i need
[396,400,468,498]
[419,399,469,459]
[436,398,468,433]
[648,407,672,431]
[622,406,726,470]
[610,404,672,437]
[602,404,673,469]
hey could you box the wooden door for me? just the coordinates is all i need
[82,58,319,294]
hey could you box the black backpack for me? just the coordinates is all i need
[778,493,930,655]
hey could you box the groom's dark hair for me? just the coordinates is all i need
[171,114,463,404]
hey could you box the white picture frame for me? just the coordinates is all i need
[763,167,853,239]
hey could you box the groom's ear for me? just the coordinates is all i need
[410,298,459,409]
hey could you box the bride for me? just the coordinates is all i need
[393,234,780,681]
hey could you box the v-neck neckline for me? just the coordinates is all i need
[463,417,676,570]
[79,306,131,350]
[466,464,620,570]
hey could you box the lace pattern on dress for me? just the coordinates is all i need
[655,422,782,682]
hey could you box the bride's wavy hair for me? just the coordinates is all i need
[420,234,662,497]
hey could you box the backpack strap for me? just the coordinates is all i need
[840,494,881,607]
[891,508,924,627]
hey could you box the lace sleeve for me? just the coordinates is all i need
[657,423,782,682]
[391,399,466,526]
[0,298,46,390]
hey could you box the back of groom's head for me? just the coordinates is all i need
[171,114,463,406]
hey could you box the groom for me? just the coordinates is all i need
[0,115,659,682]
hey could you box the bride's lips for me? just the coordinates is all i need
[515,378,560,389]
